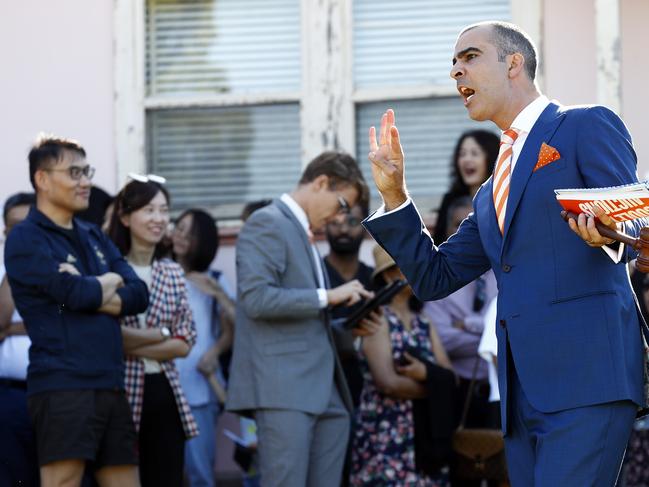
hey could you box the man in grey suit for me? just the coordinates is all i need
[227,152,375,487]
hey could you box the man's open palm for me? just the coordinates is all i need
[368,108,408,209]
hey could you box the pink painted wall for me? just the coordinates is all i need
[0,1,116,205]
[542,0,598,105]
[621,0,649,178]
[542,0,648,177]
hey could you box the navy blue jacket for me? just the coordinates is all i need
[4,207,149,395]
[365,104,645,433]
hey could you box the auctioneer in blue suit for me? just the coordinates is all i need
[363,22,646,487]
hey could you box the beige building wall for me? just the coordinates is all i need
[0,0,116,201]
[542,0,648,177]
[542,0,598,105]
[621,0,649,178]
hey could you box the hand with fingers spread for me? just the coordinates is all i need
[327,279,373,307]
[566,205,619,247]
[368,109,408,210]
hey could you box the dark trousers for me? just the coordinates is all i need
[0,381,39,487]
[506,364,635,486]
[139,373,186,487]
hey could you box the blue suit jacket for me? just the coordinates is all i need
[364,102,645,432]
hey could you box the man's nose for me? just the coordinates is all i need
[450,64,464,79]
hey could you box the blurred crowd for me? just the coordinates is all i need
[1,130,647,487]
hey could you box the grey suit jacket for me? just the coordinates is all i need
[226,199,352,415]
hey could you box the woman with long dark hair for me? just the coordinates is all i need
[108,177,197,487]
[433,130,500,243]
[171,208,235,487]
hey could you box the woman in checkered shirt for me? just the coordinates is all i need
[107,177,198,487]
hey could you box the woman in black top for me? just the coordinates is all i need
[433,130,500,243]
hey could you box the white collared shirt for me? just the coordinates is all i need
[280,194,328,308]
[508,95,550,173]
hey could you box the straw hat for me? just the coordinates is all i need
[371,244,397,280]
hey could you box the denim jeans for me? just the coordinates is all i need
[184,402,220,487]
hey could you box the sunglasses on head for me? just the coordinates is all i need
[128,173,167,184]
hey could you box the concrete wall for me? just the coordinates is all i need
[0,0,117,203]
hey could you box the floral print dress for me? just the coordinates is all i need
[350,306,446,487]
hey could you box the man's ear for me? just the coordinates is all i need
[312,174,330,192]
[34,170,49,194]
[507,52,525,79]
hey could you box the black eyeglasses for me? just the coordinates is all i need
[337,194,350,214]
[45,165,95,181]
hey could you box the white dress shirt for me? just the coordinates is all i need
[280,194,328,308]
[478,296,500,402]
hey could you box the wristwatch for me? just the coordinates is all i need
[160,326,171,341]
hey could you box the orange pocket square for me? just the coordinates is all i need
[533,143,561,171]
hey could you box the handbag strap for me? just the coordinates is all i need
[458,355,482,430]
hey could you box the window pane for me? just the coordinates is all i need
[146,0,301,97]
[356,98,497,208]
[353,0,510,89]
[147,103,301,218]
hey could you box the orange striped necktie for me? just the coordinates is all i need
[492,128,520,234]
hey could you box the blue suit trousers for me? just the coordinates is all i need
[506,362,636,486]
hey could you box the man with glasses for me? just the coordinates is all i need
[4,135,149,487]
[228,151,378,487]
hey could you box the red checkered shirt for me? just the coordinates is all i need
[122,259,199,439]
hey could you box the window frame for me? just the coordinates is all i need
[114,0,542,215]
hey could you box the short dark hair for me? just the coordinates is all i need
[3,192,35,224]
[445,195,473,240]
[446,195,473,222]
[108,180,170,261]
[28,134,86,190]
[462,21,538,81]
[299,151,369,208]
[173,209,219,273]
[76,186,113,226]
[241,199,272,222]
[449,130,500,195]
[356,199,370,220]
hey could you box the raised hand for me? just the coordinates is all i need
[368,109,408,210]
